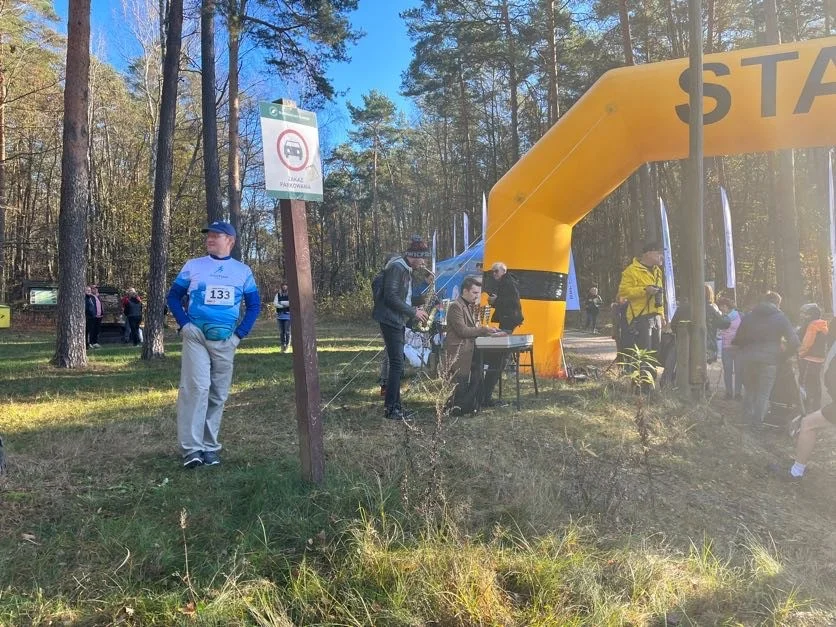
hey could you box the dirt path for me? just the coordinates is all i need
[561,330,727,390]
[561,330,617,365]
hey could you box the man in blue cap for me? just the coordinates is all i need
[167,221,261,468]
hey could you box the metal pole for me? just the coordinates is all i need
[687,0,707,394]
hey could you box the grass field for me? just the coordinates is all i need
[1,320,836,625]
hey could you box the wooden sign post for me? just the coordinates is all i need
[260,99,325,484]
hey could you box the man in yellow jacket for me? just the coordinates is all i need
[617,242,665,384]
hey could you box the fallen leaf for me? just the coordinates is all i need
[179,601,196,616]
[124,606,135,616]
[21,533,39,545]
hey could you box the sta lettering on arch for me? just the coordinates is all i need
[675,45,836,123]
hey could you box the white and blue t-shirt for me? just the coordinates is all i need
[167,255,261,341]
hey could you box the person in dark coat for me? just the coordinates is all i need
[482,261,524,407]
[733,291,800,426]
[84,285,104,348]
[371,236,431,420]
[584,287,603,333]
[273,282,291,352]
[123,288,143,346]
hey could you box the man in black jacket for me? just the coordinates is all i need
[482,261,523,407]
[372,237,431,420]
[733,291,800,426]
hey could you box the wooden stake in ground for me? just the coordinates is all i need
[259,99,326,484]
[281,198,324,484]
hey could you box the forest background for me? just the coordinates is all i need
[1,0,834,323]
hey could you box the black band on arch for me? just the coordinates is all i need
[482,269,569,301]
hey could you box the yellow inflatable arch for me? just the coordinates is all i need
[484,37,836,377]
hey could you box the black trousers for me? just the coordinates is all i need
[128,316,142,345]
[279,319,291,348]
[380,324,405,411]
[86,316,101,345]
[624,314,662,382]
[448,355,484,415]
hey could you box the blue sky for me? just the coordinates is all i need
[52,0,416,140]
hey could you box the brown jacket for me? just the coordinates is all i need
[444,297,491,378]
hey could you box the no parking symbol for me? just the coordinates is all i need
[277,129,309,172]
[259,102,323,201]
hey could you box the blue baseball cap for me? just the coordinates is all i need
[201,221,236,237]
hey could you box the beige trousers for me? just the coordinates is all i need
[176,323,240,456]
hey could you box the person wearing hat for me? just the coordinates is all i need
[167,220,261,468]
[372,236,431,420]
[617,242,666,386]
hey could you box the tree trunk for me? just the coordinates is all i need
[0,35,6,303]
[53,0,91,369]
[817,149,833,311]
[143,0,184,360]
[639,164,657,242]
[617,0,655,248]
[227,0,245,260]
[501,0,519,163]
[617,0,635,65]
[627,176,642,257]
[545,0,560,124]
[706,0,716,53]
[765,0,803,315]
[201,0,223,224]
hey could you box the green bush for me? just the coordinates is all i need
[317,276,374,322]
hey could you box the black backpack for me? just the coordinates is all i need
[371,269,385,307]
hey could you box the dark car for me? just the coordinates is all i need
[283,140,303,160]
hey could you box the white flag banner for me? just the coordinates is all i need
[452,222,457,257]
[720,186,736,289]
[463,213,470,250]
[566,248,580,311]
[829,149,836,314]
[431,230,437,275]
[659,197,677,321]
[482,192,488,242]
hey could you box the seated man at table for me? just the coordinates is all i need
[443,277,504,415]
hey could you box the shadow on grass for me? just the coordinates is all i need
[2,325,835,624]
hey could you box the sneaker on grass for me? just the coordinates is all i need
[203,451,221,466]
[385,407,416,421]
[767,462,804,482]
[182,451,204,469]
